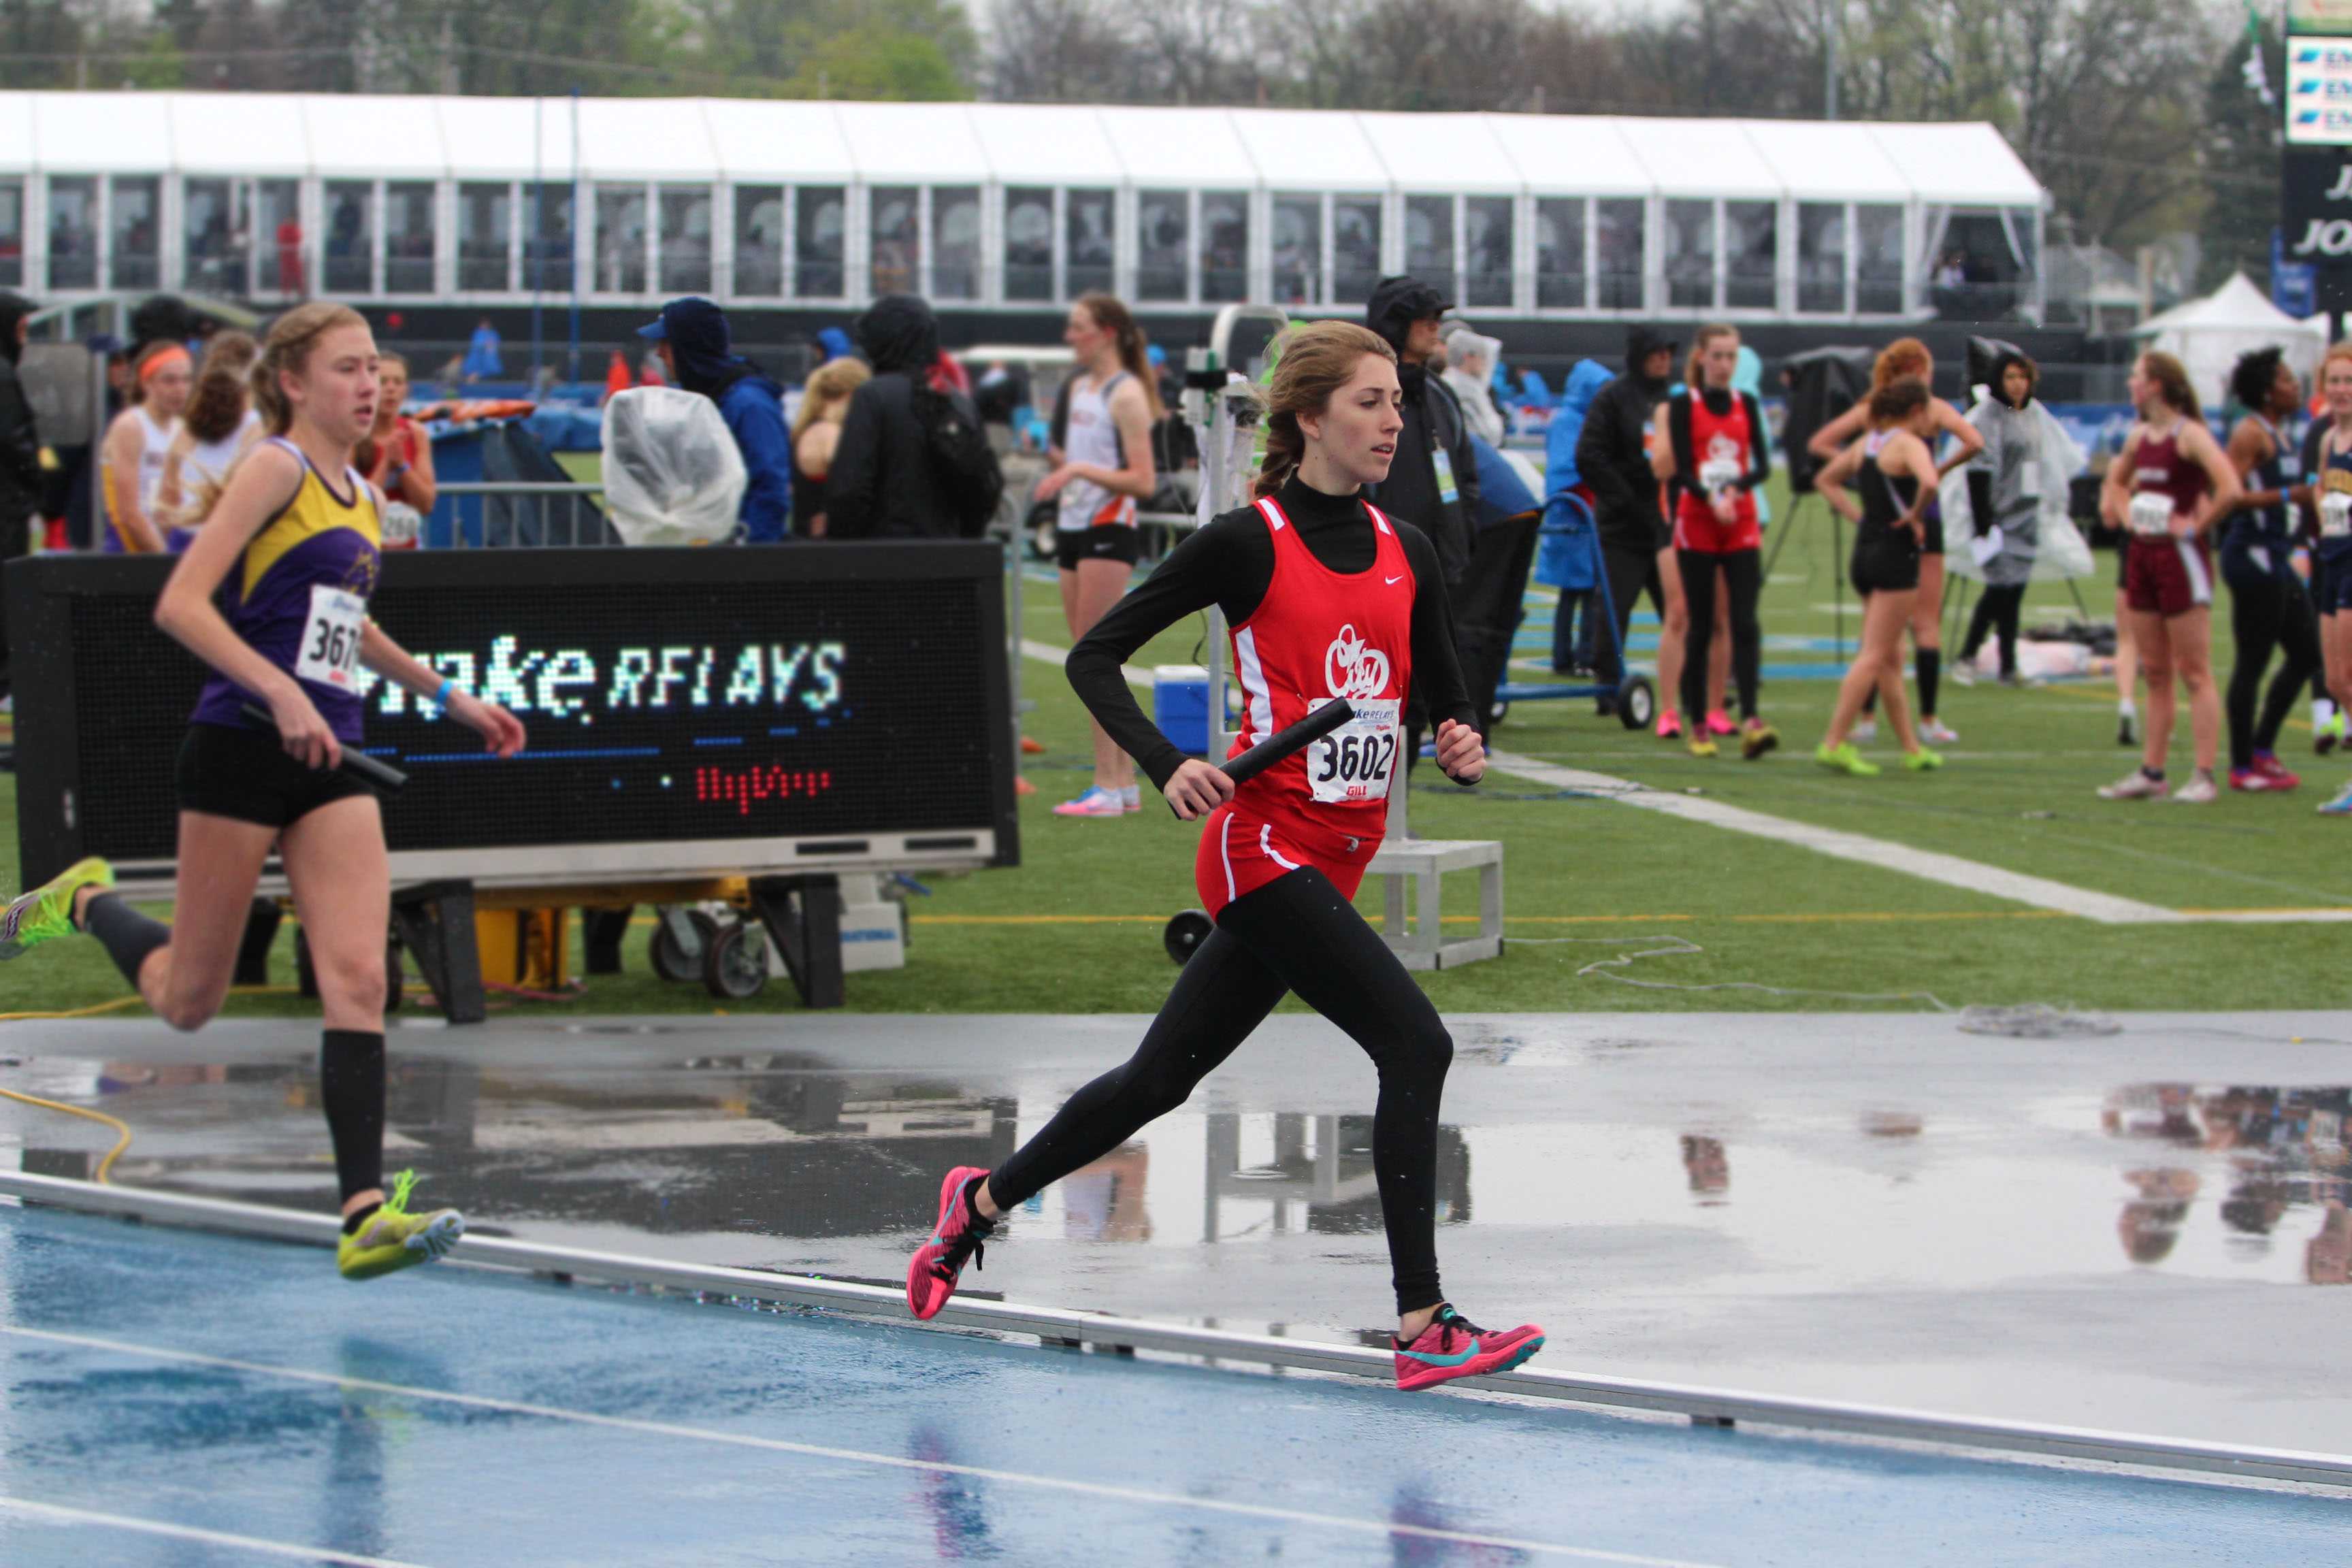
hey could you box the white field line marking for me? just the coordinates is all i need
[1482,749,2181,925]
[0,1496,432,1567]
[0,1324,1721,1568]
[1017,640,2352,926]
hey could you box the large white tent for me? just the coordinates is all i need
[2131,273,2330,412]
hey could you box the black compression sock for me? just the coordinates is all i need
[80,894,171,989]
[342,1202,380,1237]
[1916,649,1942,718]
[320,1030,387,1207]
[961,1174,997,1234]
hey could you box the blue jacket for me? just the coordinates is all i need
[717,374,794,542]
[1535,361,1615,590]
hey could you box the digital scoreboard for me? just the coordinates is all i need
[7,544,1017,890]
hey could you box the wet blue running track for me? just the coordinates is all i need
[0,1205,2341,1566]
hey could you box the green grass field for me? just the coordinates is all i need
[5,476,2347,1024]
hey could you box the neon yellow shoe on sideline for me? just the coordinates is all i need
[1816,741,1880,777]
[1904,747,1945,772]
[338,1171,464,1281]
[0,857,113,961]
[1687,735,1719,758]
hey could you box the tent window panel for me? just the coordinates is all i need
[46,176,95,291]
[595,186,649,294]
[459,183,512,291]
[1005,187,1053,302]
[0,181,18,289]
[796,186,845,298]
[1066,188,1114,299]
[386,182,435,293]
[1333,197,1382,307]
[523,184,574,293]
[1535,199,1584,309]
[257,180,301,294]
[934,186,981,301]
[181,178,242,294]
[1137,190,1187,304]
[1725,200,1776,310]
[1595,199,1643,310]
[1465,196,1512,308]
[657,187,713,295]
[1797,203,1845,314]
[1665,199,1715,310]
[111,176,161,291]
[1200,191,1247,304]
[734,185,783,297]
[323,181,372,295]
[1857,204,1904,314]
[870,186,919,297]
[1405,195,1454,300]
[1273,195,1322,306]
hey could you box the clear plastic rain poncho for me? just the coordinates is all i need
[600,386,747,546]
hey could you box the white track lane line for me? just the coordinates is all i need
[0,1324,1721,1568]
[0,1495,432,1567]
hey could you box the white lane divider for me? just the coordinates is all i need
[0,1324,1722,1568]
[0,1495,433,1567]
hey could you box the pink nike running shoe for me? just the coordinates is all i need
[1654,709,1683,740]
[906,1165,994,1321]
[1704,708,1736,737]
[1392,1304,1546,1392]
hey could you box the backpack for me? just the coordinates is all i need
[912,381,1004,538]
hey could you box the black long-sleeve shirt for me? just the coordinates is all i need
[1065,476,1478,791]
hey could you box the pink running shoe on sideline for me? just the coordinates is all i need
[906,1165,995,1320]
[2255,754,2302,791]
[1392,1305,1546,1392]
[1654,709,1683,740]
[1704,709,1735,738]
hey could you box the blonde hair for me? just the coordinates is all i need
[250,302,371,436]
[1252,321,1397,500]
[2136,350,2200,421]
[1872,337,1932,390]
[1684,323,1739,390]
[793,357,871,444]
[184,331,257,444]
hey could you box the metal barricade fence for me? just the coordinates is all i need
[425,482,617,549]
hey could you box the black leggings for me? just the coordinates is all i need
[1961,583,2027,677]
[1597,537,1666,688]
[2223,556,2321,770]
[1678,548,1761,721]
[987,867,1454,1316]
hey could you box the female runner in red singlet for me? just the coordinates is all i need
[904,321,1543,1392]
[2097,350,2240,802]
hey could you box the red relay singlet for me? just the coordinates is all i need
[1673,393,1762,555]
[1194,493,1416,919]
[2122,420,2216,617]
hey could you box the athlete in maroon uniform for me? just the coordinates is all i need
[1655,323,1778,760]
[905,321,1544,1392]
[2098,350,2241,802]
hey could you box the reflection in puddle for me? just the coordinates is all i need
[2105,1083,2351,1279]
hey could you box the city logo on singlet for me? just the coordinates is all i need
[1324,624,1390,700]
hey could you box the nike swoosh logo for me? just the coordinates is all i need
[1396,1344,1480,1367]
[1386,574,1405,585]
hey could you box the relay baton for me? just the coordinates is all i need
[241,703,410,795]
[1171,699,1356,817]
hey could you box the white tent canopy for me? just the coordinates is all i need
[0,91,2043,205]
[2131,273,2330,412]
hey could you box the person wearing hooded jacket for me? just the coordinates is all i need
[826,293,983,540]
[1362,277,1478,585]
[638,297,793,542]
[0,291,43,699]
[1575,327,1688,732]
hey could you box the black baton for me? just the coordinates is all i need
[241,703,409,794]
[1172,699,1356,817]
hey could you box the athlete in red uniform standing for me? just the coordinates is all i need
[904,321,1543,1391]
[1654,323,1778,760]
[2097,350,2241,802]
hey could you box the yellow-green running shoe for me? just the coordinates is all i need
[1687,735,1719,758]
[1904,747,1945,772]
[0,856,113,961]
[1816,741,1880,777]
[338,1171,465,1281]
